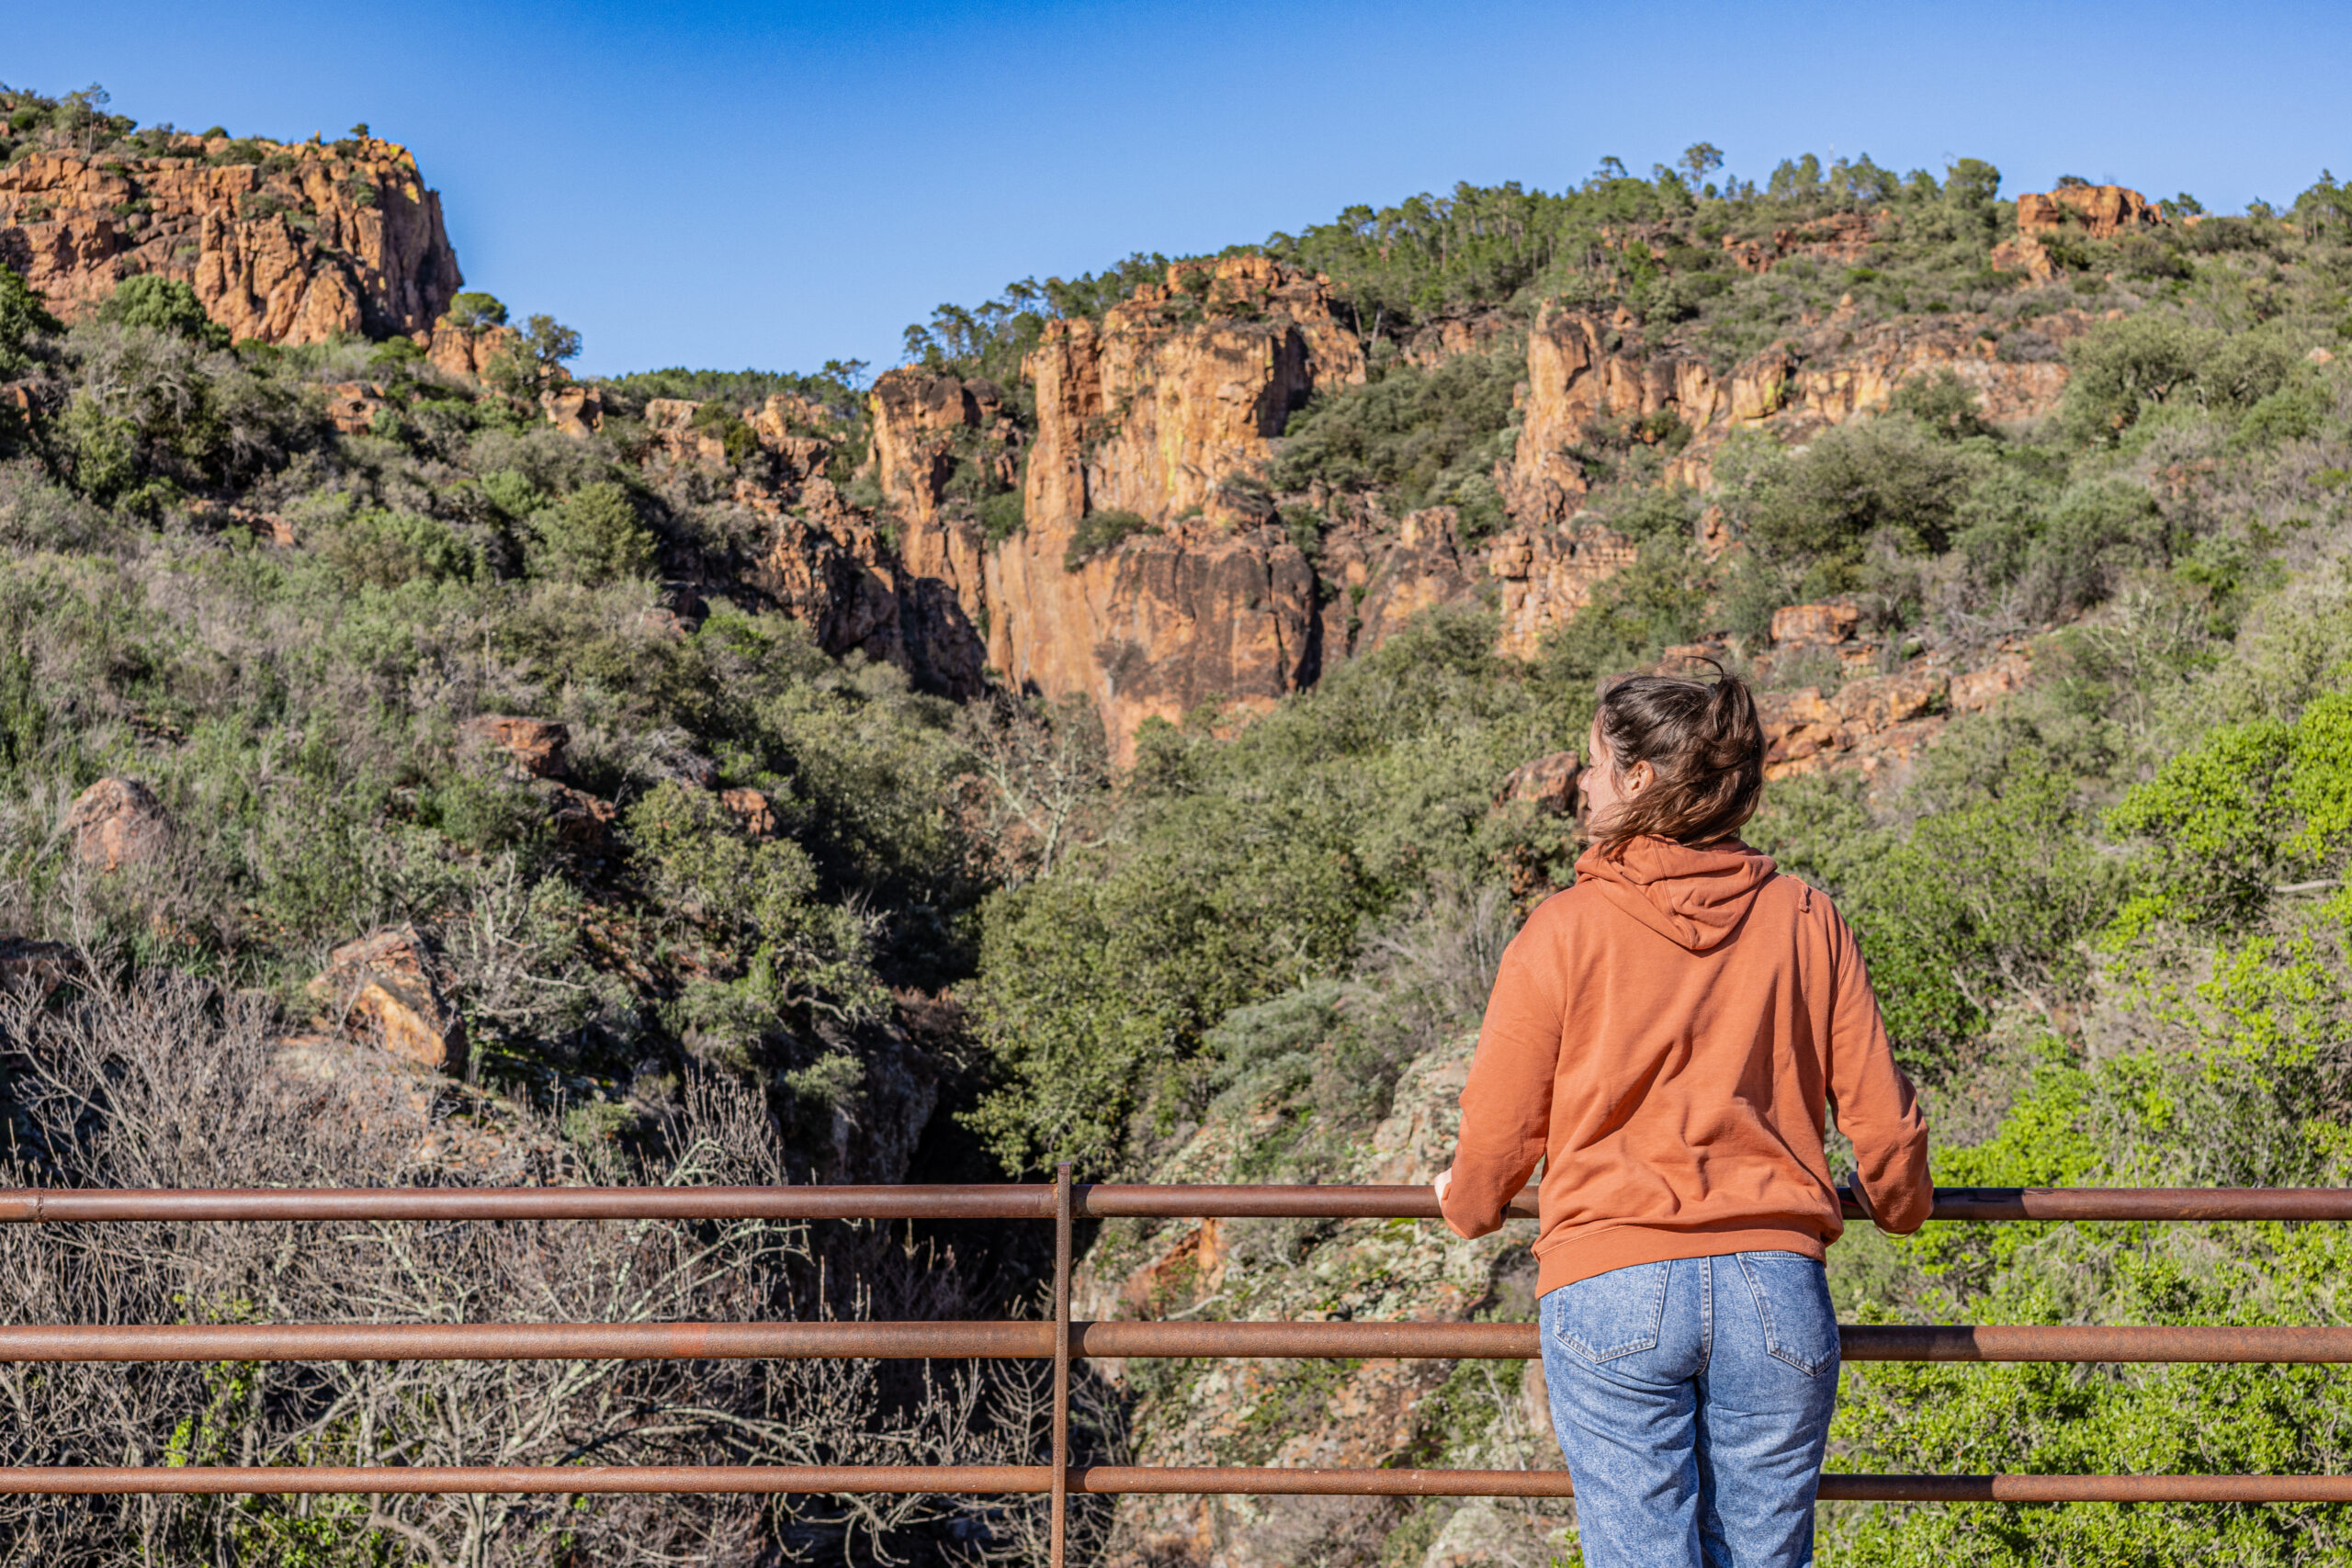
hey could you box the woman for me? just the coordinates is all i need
[1437,670,1932,1568]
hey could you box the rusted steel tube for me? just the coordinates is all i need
[3,1320,2347,1364]
[0,1466,2347,1501]
[0,1322,1056,1362]
[1881,1188,2352,1224]
[4,1184,2352,1224]
[0,1186,1058,1224]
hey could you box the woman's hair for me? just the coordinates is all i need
[1589,663,1767,853]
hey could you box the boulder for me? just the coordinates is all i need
[306,924,467,1071]
[719,787,779,840]
[1495,751,1581,816]
[66,777,172,872]
[0,937,75,1000]
[460,715,570,779]
[320,381,387,434]
[1951,653,2031,712]
[533,780,616,848]
[541,382,604,438]
[1770,603,1860,648]
[2016,185,2162,240]
[1834,671,1947,732]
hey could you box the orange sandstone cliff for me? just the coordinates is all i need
[0,132,461,343]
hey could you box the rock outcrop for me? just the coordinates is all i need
[2017,184,2163,240]
[0,134,462,343]
[1740,604,2038,785]
[1995,184,2164,281]
[1507,299,2083,511]
[306,925,468,1072]
[761,265,2074,759]
[66,777,171,872]
[461,716,571,779]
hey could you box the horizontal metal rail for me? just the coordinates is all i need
[9,1179,2352,1529]
[6,1183,2352,1224]
[0,1466,2344,1502]
[4,1320,2348,1364]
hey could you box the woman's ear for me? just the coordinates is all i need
[1624,758,1657,797]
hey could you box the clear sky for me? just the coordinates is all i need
[10,2,2348,377]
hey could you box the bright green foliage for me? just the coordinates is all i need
[1739,416,1985,572]
[2108,678,2352,938]
[320,509,480,591]
[526,480,656,584]
[96,274,230,347]
[625,779,887,1042]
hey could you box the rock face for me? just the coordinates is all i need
[461,716,570,779]
[1742,606,2038,785]
[980,257,1363,759]
[0,135,462,344]
[763,266,2075,760]
[2017,184,2162,239]
[66,777,171,872]
[306,925,467,1072]
[1996,184,2164,281]
[1508,300,2084,508]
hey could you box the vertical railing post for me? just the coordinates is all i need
[1050,1161,1072,1568]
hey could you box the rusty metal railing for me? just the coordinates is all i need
[6,1172,2352,1558]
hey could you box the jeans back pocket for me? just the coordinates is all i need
[1553,1260,1670,1362]
[1736,1251,1839,1376]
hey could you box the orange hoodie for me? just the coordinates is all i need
[1440,837,1932,1295]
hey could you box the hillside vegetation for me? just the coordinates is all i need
[2,79,2351,1566]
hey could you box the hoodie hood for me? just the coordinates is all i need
[1573,836,1779,953]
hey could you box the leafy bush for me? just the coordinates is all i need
[97,275,230,347]
[526,481,656,584]
[1736,416,1984,581]
[1269,344,1524,535]
[321,509,481,591]
[1063,508,1155,570]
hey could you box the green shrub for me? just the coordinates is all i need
[1739,415,1984,577]
[979,487,1024,543]
[322,509,480,592]
[97,275,230,347]
[527,481,656,584]
[2060,312,2220,441]
[1063,508,1155,570]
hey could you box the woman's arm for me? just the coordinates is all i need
[1439,933,1566,1239]
[1822,903,1933,1234]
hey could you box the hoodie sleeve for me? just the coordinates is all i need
[1820,898,1933,1235]
[1441,923,1565,1239]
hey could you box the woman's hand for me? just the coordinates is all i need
[1433,1168,1453,1205]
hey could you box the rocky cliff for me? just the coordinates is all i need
[0,132,461,343]
[821,262,2080,758]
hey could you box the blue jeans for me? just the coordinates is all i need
[1540,1252,1838,1568]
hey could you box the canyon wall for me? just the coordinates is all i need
[709,248,2084,761]
[0,133,461,343]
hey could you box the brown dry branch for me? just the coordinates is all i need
[0,971,1046,1567]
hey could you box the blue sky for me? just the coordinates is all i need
[10,2,2348,376]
